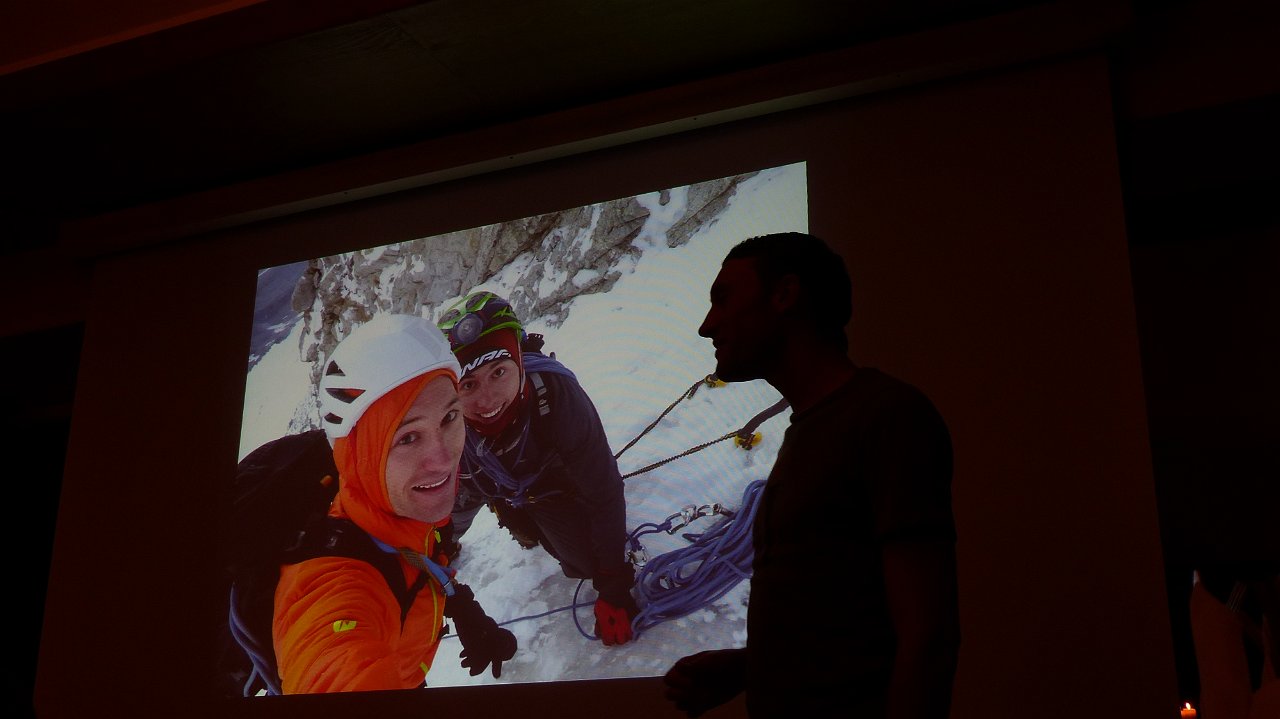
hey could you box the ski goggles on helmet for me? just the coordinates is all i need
[437,291,523,351]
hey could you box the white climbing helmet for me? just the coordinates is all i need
[318,313,462,446]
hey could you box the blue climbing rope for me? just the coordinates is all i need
[228,584,282,696]
[443,479,765,643]
[441,372,783,643]
[629,478,765,637]
[439,596,595,640]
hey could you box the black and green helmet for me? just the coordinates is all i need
[437,291,524,355]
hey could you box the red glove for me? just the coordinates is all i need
[593,596,637,645]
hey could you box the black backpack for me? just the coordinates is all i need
[217,429,428,697]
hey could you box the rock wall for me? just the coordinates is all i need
[281,171,755,433]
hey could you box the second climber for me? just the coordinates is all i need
[436,290,640,646]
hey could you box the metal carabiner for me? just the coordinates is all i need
[697,502,726,518]
[627,545,651,569]
[664,505,700,534]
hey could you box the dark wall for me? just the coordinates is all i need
[36,53,1176,719]
[1123,93,1280,699]
[4,325,79,719]
[13,4,1280,718]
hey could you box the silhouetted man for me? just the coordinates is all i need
[663,232,960,718]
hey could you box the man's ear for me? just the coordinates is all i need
[771,273,801,315]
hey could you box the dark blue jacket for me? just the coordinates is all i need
[454,352,632,603]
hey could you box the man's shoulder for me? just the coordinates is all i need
[524,352,576,378]
[843,367,931,405]
[532,374,604,433]
[526,355,587,399]
[524,357,611,447]
[277,552,403,612]
[828,367,948,433]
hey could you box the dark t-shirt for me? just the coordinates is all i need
[746,368,955,717]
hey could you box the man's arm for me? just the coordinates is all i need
[275,557,410,693]
[870,384,959,718]
[545,375,631,579]
[542,374,638,644]
[881,538,961,719]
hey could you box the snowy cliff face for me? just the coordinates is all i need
[237,162,807,686]
[276,172,757,436]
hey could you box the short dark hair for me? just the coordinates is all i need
[725,232,852,349]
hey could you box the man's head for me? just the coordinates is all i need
[318,314,465,524]
[438,291,527,434]
[698,232,852,381]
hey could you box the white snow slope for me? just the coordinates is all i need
[237,162,807,689]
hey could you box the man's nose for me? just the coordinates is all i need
[697,312,714,338]
[421,432,455,467]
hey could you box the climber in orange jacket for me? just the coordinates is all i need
[271,313,516,693]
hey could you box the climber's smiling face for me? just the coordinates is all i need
[457,357,522,430]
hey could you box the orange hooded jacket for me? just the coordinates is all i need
[272,371,454,693]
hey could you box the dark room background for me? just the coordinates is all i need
[4,2,1277,718]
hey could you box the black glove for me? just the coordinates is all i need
[444,583,517,678]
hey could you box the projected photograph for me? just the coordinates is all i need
[231,161,807,694]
